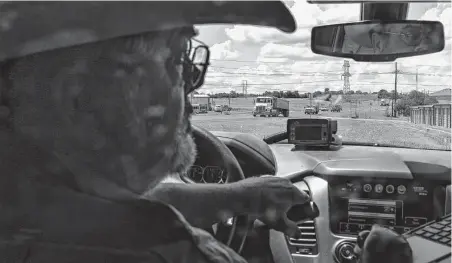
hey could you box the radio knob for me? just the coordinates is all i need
[335,242,357,263]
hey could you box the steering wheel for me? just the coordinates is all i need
[190,125,250,253]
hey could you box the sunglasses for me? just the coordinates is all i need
[183,38,210,95]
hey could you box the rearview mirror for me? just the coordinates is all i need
[307,0,450,3]
[311,20,445,62]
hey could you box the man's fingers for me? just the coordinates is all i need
[357,230,371,248]
[291,188,311,205]
[353,245,362,257]
[284,218,302,238]
[269,214,301,238]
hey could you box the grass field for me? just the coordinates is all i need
[193,97,451,150]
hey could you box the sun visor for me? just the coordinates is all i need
[0,1,296,61]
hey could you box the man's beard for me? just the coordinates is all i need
[167,116,197,174]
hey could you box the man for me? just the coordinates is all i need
[343,23,389,54]
[343,22,432,55]
[0,1,411,263]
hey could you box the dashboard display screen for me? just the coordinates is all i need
[295,126,322,141]
[329,176,435,235]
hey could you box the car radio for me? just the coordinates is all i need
[328,176,440,235]
[287,118,338,146]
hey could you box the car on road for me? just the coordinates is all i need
[221,105,232,113]
[214,105,223,112]
[331,105,342,112]
[320,106,329,111]
[305,106,318,114]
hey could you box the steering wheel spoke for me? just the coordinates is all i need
[189,125,250,254]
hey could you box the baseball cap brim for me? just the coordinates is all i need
[0,1,296,61]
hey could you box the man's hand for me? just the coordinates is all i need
[354,225,413,263]
[234,176,311,237]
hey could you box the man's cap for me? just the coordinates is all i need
[0,1,296,62]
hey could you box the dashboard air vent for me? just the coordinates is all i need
[288,220,318,255]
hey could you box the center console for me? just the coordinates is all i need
[326,176,448,263]
[328,176,437,236]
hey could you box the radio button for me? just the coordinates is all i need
[375,184,383,193]
[339,244,354,259]
[297,247,313,255]
[335,242,357,263]
[386,185,395,194]
[397,185,407,194]
[405,217,427,226]
[363,184,372,192]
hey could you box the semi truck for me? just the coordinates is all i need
[192,104,208,114]
[253,96,290,117]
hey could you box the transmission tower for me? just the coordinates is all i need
[341,60,351,94]
[242,80,248,98]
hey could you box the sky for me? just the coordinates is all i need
[195,1,451,95]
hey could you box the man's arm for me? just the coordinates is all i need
[142,175,251,228]
[144,175,311,237]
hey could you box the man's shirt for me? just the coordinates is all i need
[0,176,247,263]
[0,136,247,263]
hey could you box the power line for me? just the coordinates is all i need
[209,70,397,76]
[211,58,452,68]
[211,59,398,65]
[209,67,451,77]
[203,81,449,87]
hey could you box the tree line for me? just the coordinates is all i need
[204,88,376,99]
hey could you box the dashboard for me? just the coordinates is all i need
[185,165,227,183]
[202,131,451,263]
[183,130,277,183]
[270,143,450,263]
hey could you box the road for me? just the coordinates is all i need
[192,111,451,150]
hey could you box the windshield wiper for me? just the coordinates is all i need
[341,141,451,151]
[264,131,287,144]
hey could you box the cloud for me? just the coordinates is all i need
[225,2,360,45]
[209,40,240,60]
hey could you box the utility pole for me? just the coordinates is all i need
[393,62,398,117]
[423,89,426,104]
[415,67,418,91]
[228,84,232,107]
[242,80,247,99]
[342,60,351,94]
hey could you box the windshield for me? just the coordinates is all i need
[257,98,272,103]
[193,2,451,151]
